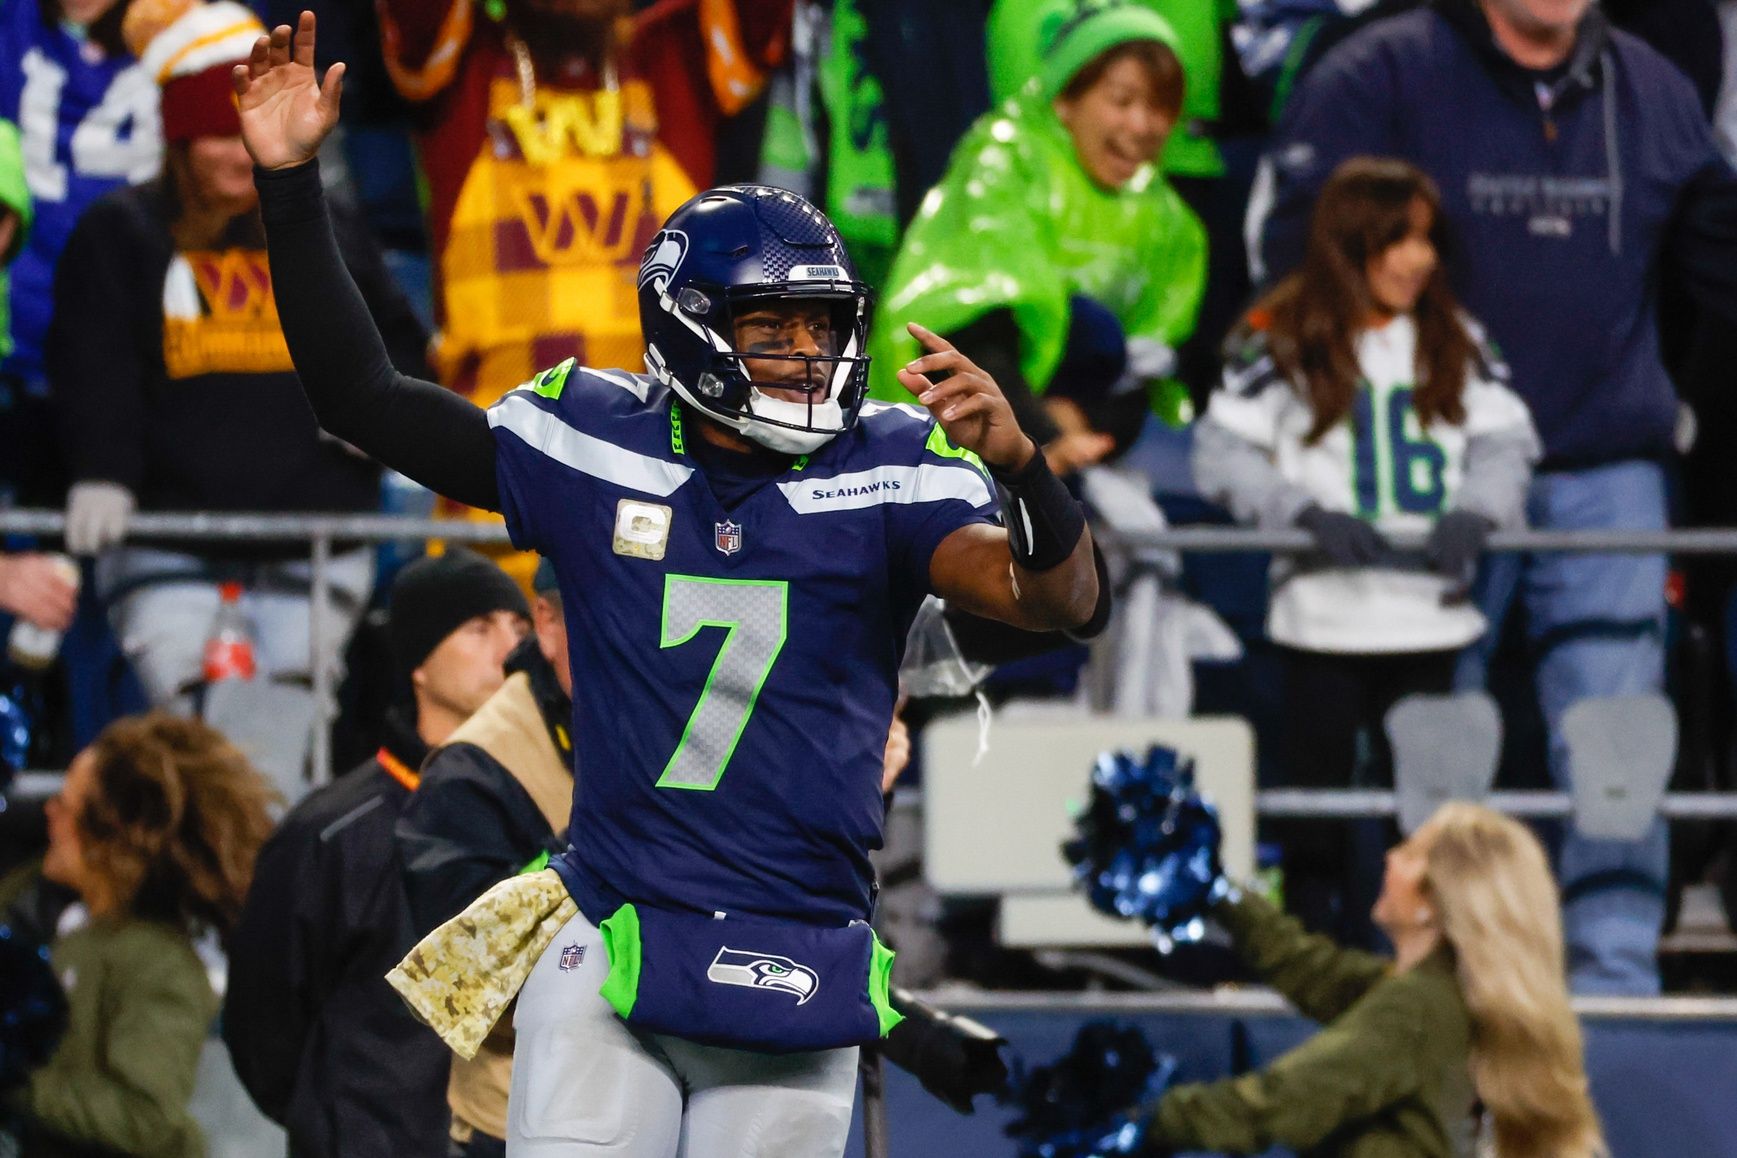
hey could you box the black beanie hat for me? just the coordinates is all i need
[389,548,529,679]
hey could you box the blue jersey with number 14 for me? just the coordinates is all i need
[490,364,998,925]
[0,3,160,380]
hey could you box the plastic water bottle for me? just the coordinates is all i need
[7,554,79,671]
[202,583,257,682]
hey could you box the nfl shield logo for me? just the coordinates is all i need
[714,519,742,556]
[559,943,585,972]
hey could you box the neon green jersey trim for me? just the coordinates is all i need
[869,931,904,1036]
[531,357,576,400]
[924,423,987,475]
[598,904,643,1019]
[518,849,551,875]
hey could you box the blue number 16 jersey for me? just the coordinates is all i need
[489,364,998,925]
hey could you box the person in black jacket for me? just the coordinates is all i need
[223,549,529,1158]
[398,558,573,1158]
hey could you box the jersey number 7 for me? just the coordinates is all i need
[656,576,789,791]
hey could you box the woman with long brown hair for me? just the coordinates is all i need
[1140,802,1606,1157]
[1193,156,1539,945]
[0,713,276,1157]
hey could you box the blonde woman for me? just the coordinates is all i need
[0,714,277,1157]
[1137,803,1604,1157]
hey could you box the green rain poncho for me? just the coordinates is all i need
[0,119,31,360]
[867,18,1207,404]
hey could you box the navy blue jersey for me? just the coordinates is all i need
[0,5,160,381]
[489,364,998,924]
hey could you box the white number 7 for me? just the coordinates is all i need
[657,576,788,791]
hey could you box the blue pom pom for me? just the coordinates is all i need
[0,922,68,1093]
[1004,1020,1177,1158]
[1061,746,1229,951]
[0,683,33,790]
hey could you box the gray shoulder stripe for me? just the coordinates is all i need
[489,393,694,497]
[588,369,650,401]
[859,400,929,423]
[320,795,386,843]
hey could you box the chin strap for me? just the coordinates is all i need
[739,391,845,454]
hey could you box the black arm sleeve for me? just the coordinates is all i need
[951,310,1061,445]
[330,197,433,381]
[255,160,499,510]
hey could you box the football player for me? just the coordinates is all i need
[235,14,1105,1156]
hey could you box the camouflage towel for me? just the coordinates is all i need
[386,868,577,1059]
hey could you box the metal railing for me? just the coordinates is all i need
[0,510,510,786]
[8,509,1737,814]
[1257,790,1737,819]
[1097,525,1737,555]
[908,986,1737,1021]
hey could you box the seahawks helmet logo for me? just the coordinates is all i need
[706,946,819,1005]
[638,229,689,293]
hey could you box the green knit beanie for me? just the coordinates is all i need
[1038,0,1181,101]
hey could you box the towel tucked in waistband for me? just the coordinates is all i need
[386,868,577,1060]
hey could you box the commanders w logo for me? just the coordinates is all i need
[188,251,276,319]
[514,189,642,266]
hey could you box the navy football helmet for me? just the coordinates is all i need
[637,185,873,454]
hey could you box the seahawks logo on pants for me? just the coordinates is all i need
[707,946,819,1005]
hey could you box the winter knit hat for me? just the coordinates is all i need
[124,0,266,143]
[389,548,530,680]
[1037,0,1180,101]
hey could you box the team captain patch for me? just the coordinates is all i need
[614,499,673,560]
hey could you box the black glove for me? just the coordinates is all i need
[880,987,1010,1113]
[1294,504,1391,567]
[1427,509,1494,604]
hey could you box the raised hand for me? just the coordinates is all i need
[896,322,1036,472]
[231,11,344,172]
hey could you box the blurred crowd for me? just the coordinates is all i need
[2,0,1737,1151]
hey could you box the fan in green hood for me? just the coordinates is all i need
[988,0,1227,179]
[868,0,1206,434]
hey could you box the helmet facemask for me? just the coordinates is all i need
[651,282,871,455]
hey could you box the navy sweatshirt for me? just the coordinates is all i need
[1258,0,1737,469]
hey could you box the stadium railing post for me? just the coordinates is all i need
[309,530,332,787]
[860,1045,890,1158]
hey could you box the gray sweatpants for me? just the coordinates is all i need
[509,910,859,1157]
